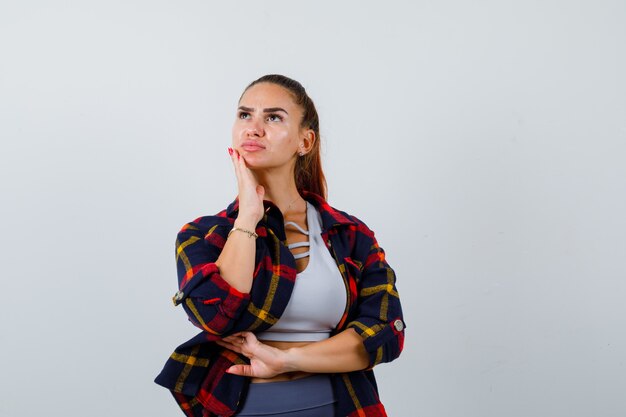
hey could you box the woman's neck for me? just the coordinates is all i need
[251,168,305,216]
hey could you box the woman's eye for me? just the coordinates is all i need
[266,114,283,122]
[238,112,250,119]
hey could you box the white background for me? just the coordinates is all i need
[1,1,625,416]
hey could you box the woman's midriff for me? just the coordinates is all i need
[251,340,315,383]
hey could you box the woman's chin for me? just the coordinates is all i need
[241,153,291,172]
[241,155,267,170]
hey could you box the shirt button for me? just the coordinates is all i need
[326,240,332,248]
[172,290,184,305]
[393,319,404,332]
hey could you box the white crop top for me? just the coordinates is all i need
[256,202,347,342]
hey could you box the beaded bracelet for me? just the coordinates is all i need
[228,227,258,239]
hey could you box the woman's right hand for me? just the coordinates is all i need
[229,148,265,227]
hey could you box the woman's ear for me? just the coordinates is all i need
[299,129,316,155]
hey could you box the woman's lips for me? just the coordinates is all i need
[241,141,265,152]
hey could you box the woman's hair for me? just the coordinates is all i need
[241,74,327,200]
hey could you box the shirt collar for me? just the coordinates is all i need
[300,190,356,231]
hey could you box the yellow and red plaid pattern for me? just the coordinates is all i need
[155,191,405,416]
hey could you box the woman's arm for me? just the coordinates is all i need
[216,329,369,378]
[285,328,369,373]
[171,150,264,336]
[214,149,265,294]
[213,214,258,294]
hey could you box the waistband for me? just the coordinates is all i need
[236,374,336,415]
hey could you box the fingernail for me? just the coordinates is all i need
[228,147,233,155]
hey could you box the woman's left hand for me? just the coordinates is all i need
[216,331,290,379]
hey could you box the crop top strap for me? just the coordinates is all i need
[287,241,310,249]
[284,219,310,259]
[284,221,309,236]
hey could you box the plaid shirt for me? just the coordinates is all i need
[154,191,405,417]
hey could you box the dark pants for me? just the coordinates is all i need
[234,374,336,416]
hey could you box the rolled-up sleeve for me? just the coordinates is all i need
[345,221,406,369]
[172,219,250,336]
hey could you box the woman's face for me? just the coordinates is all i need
[232,82,309,170]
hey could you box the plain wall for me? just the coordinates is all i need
[1,1,625,416]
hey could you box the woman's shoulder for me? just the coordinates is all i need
[303,192,377,240]
[177,200,237,235]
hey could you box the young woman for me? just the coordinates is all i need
[155,74,405,417]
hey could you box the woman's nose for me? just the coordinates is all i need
[246,118,264,137]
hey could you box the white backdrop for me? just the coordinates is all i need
[1,1,625,416]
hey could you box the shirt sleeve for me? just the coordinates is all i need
[171,217,251,337]
[345,220,406,369]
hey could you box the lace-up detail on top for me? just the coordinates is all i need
[284,221,310,260]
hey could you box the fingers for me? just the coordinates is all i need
[221,333,247,346]
[228,148,257,187]
[228,147,243,184]
[237,331,257,343]
[216,331,255,355]
[228,148,263,224]
[215,337,237,348]
[218,333,283,379]
[216,338,244,352]
[227,331,256,345]
[226,364,254,377]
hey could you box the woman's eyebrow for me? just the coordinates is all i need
[238,106,289,115]
[263,107,288,115]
